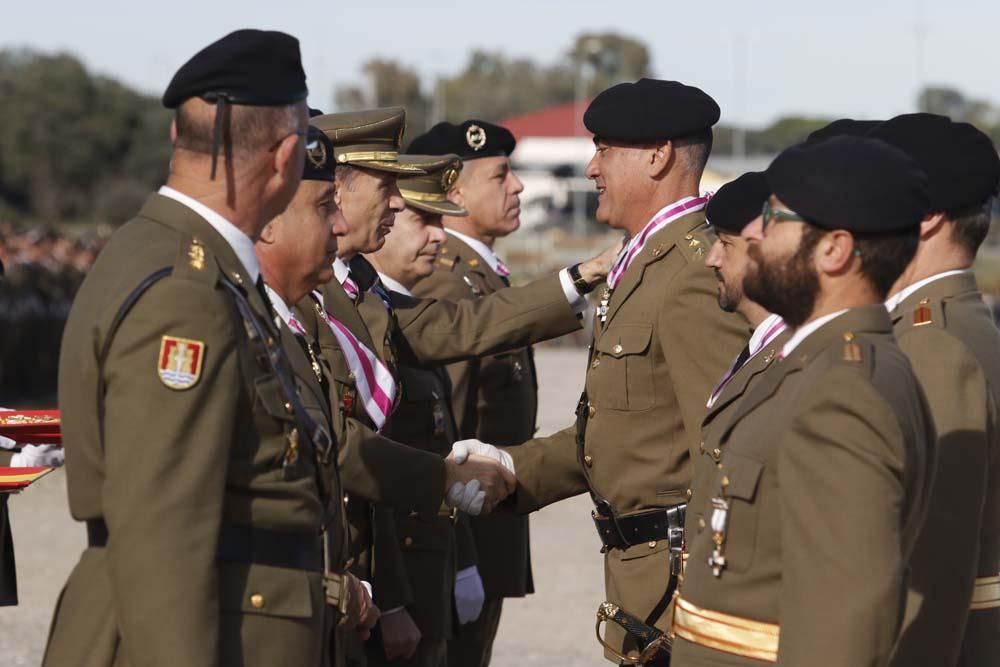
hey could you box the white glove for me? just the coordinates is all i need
[454,566,485,625]
[446,479,486,516]
[11,444,64,468]
[451,439,515,475]
[0,435,15,451]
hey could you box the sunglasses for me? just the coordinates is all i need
[761,200,808,230]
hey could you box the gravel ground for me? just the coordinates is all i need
[0,346,610,666]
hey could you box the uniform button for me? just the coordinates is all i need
[584,455,593,467]
[284,402,294,415]
[721,475,730,487]
[699,441,705,453]
[686,488,692,500]
[698,516,706,530]
[404,537,413,546]
[612,343,623,355]
[712,448,722,459]
[591,357,601,369]
[588,405,596,418]
[648,541,657,548]
[250,593,265,609]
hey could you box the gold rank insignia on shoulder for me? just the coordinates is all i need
[188,238,205,271]
[158,336,205,390]
[913,298,933,327]
[467,258,480,267]
[437,256,456,268]
[842,332,862,362]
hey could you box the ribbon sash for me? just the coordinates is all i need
[607,195,710,289]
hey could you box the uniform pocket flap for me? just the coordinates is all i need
[218,561,316,619]
[253,375,294,422]
[723,455,764,501]
[595,324,653,358]
[619,538,673,562]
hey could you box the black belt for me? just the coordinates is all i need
[86,519,322,572]
[592,504,686,551]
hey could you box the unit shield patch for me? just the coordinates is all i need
[158,336,205,390]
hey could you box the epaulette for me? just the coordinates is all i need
[910,297,946,329]
[678,223,715,263]
[171,235,219,286]
[831,331,876,377]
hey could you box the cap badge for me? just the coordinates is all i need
[441,165,460,191]
[158,336,205,390]
[306,138,327,169]
[466,125,487,151]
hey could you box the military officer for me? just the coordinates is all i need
[688,172,788,518]
[43,31,353,667]
[454,79,748,664]
[303,107,612,666]
[363,155,473,667]
[672,136,935,667]
[407,120,539,667]
[870,113,1000,667]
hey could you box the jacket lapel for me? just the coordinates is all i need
[442,234,505,293]
[705,328,790,423]
[320,276,378,351]
[278,321,331,423]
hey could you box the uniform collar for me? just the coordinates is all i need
[884,269,972,313]
[445,228,500,274]
[263,284,295,330]
[781,309,850,358]
[748,313,786,357]
[376,272,412,297]
[158,186,260,284]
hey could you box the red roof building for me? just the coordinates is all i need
[500,100,593,140]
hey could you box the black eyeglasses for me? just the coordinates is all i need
[761,200,807,230]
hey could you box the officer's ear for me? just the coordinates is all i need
[920,212,948,240]
[272,132,301,184]
[648,141,673,178]
[815,229,856,275]
[169,117,178,145]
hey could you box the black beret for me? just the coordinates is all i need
[309,107,324,118]
[583,78,720,143]
[805,118,882,145]
[302,126,336,182]
[765,136,929,233]
[162,29,307,108]
[868,113,1000,212]
[707,172,770,233]
[406,120,516,160]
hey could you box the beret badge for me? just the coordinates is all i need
[305,136,328,170]
[466,124,486,151]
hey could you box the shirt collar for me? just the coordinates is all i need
[781,309,850,358]
[884,269,971,312]
[445,228,500,274]
[748,313,786,356]
[158,186,260,283]
[262,284,295,330]
[332,257,352,285]
[376,272,413,297]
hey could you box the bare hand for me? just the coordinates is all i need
[380,608,422,660]
[578,236,626,285]
[445,453,516,513]
[346,574,380,640]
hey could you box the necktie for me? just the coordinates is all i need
[342,275,359,302]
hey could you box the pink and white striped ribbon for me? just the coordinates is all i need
[342,276,360,301]
[313,291,396,430]
[706,317,786,408]
[495,258,511,278]
[607,195,710,290]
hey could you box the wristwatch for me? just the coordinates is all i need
[568,263,595,295]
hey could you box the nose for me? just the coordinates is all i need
[331,213,349,237]
[585,152,599,180]
[428,224,448,244]
[388,182,405,213]
[508,171,524,195]
[741,216,765,242]
[705,239,724,269]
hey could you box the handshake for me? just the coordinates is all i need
[443,439,517,515]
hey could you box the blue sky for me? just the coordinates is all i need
[2,0,997,127]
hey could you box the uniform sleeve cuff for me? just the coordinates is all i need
[559,268,589,315]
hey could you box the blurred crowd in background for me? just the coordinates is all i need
[0,224,107,404]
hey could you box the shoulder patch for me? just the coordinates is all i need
[678,223,716,263]
[158,336,205,390]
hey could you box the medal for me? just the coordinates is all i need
[708,496,730,577]
[432,402,446,436]
[599,287,611,323]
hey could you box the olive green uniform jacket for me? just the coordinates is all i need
[888,272,1000,667]
[505,213,748,659]
[674,305,935,667]
[44,194,346,667]
[412,234,536,600]
[687,324,791,530]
